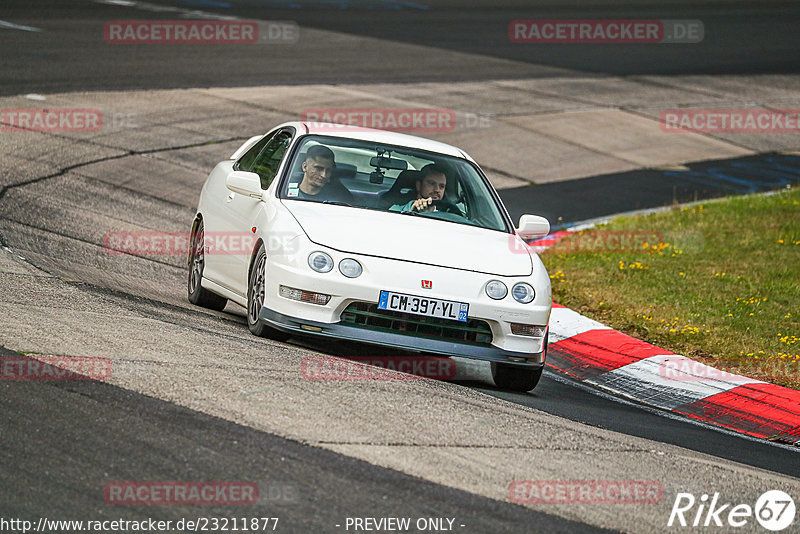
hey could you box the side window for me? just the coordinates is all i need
[235,133,274,173]
[251,131,292,189]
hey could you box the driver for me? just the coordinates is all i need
[389,164,447,213]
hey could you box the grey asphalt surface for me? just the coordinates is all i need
[469,370,800,478]
[500,152,800,228]
[0,346,607,534]
[1,1,799,532]
[1,0,800,95]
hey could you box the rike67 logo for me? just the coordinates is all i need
[668,490,795,531]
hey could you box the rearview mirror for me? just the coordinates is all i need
[226,171,263,199]
[516,215,550,240]
[370,156,407,171]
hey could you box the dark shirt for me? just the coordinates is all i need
[287,182,354,204]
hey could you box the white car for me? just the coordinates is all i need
[188,122,552,391]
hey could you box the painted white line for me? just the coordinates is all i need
[0,20,43,32]
[93,0,238,20]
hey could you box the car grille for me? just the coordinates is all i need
[340,302,493,346]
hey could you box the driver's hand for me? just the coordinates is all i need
[411,197,434,212]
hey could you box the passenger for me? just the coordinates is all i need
[288,145,354,204]
[389,164,447,213]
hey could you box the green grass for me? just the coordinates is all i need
[541,186,800,389]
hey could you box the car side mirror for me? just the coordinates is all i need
[516,214,550,240]
[226,171,263,199]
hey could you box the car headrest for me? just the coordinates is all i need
[375,169,421,209]
[293,152,353,181]
[332,163,356,180]
[389,170,422,194]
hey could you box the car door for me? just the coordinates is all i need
[215,128,294,296]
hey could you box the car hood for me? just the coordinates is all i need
[282,201,532,276]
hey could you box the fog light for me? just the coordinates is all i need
[279,285,331,305]
[510,324,546,337]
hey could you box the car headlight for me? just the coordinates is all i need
[485,280,508,300]
[511,282,535,304]
[308,251,333,273]
[339,258,363,278]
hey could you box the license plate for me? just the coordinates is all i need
[377,290,469,322]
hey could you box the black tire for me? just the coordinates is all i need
[247,245,291,341]
[188,219,228,311]
[491,332,548,392]
[491,364,543,392]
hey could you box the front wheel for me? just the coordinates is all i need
[491,364,543,392]
[247,246,291,341]
[492,332,548,392]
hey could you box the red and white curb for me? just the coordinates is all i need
[546,303,800,446]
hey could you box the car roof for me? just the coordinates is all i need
[275,121,472,161]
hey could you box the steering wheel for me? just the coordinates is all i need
[431,199,464,217]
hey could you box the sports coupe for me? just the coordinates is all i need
[188,122,552,391]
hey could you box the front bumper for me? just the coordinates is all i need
[258,306,545,368]
[259,236,551,366]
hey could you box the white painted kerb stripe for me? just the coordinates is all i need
[549,306,611,342]
[588,355,763,410]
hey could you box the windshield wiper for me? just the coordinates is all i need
[321,200,353,207]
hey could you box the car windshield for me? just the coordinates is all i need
[278,135,510,232]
